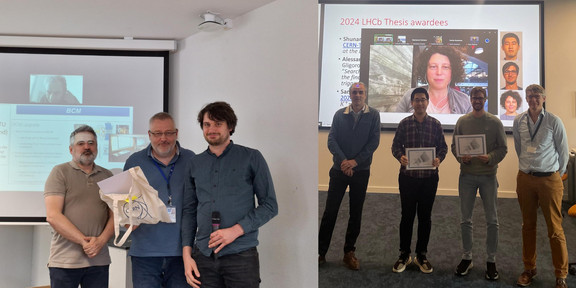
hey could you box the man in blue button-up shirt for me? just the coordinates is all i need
[182,101,278,288]
[513,84,569,288]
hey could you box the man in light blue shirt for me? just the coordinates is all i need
[513,84,569,288]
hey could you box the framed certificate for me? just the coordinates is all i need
[454,134,487,157]
[406,147,436,170]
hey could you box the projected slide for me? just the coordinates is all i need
[0,49,165,219]
[318,2,541,129]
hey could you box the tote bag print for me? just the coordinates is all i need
[98,166,172,246]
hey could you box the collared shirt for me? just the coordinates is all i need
[513,109,569,175]
[392,114,448,178]
[123,141,195,257]
[181,141,278,257]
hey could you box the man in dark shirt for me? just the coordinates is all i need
[391,87,447,274]
[182,101,278,288]
[318,82,381,270]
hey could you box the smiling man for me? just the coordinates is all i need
[44,125,114,288]
[182,101,278,288]
[513,84,569,288]
[451,87,507,280]
[501,62,522,90]
[123,112,195,288]
[391,87,447,274]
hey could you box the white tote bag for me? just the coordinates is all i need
[98,166,172,246]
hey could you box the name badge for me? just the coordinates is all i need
[527,146,537,153]
[167,207,176,223]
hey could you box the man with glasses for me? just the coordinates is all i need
[123,112,195,287]
[391,87,447,274]
[513,85,569,288]
[451,87,507,280]
[501,62,522,90]
[319,82,381,270]
[45,125,114,287]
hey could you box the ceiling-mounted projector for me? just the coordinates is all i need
[198,12,232,32]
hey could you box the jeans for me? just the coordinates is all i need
[131,256,188,288]
[516,171,568,278]
[398,173,438,255]
[458,173,499,263]
[318,168,370,256]
[49,265,109,288]
[193,247,260,288]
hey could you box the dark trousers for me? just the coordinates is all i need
[49,265,109,288]
[318,168,370,256]
[193,247,260,288]
[131,256,188,288]
[398,173,438,255]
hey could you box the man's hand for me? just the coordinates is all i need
[82,236,106,258]
[183,246,201,288]
[433,157,441,167]
[461,155,472,164]
[476,154,490,164]
[208,224,244,254]
[340,159,358,172]
[400,155,408,167]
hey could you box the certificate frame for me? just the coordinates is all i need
[454,134,487,157]
[406,147,436,170]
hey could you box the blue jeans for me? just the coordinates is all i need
[318,168,370,256]
[49,265,109,288]
[458,173,499,263]
[398,173,438,255]
[131,256,188,288]
[193,246,260,288]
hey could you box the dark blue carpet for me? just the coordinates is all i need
[318,191,576,288]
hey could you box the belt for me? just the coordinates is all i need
[527,171,555,177]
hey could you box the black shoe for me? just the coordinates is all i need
[455,259,473,276]
[392,252,412,273]
[485,262,499,280]
[415,254,433,274]
[319,255,326,266]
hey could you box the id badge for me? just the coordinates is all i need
[527,146,537,153]
[167,207,176,223]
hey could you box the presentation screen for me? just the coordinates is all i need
[0,48,168,221]
[318,1,543,130]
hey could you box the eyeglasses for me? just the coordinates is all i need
[149,130,178,138]
[412,98,428,103]
[351,90,364,95]
[504,70,518,74]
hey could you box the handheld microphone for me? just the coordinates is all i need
[212,211,221,232]
[211,211,221,259]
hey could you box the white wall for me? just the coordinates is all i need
[0,225,34,287]
[171,0,318,287]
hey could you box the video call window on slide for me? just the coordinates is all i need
[359,29,498,114]
[29,74,83,105]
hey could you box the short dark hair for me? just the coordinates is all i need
[502,62,519,75]
[69,125,96,145]
[197,101,238,136]
[470,87,487,99]
[500,90,523,109]
[411,87,429,101]
[415,46,466,87]
[501,33,520,45]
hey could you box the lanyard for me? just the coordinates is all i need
[153,161,176,206]
[526,113,543,142]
